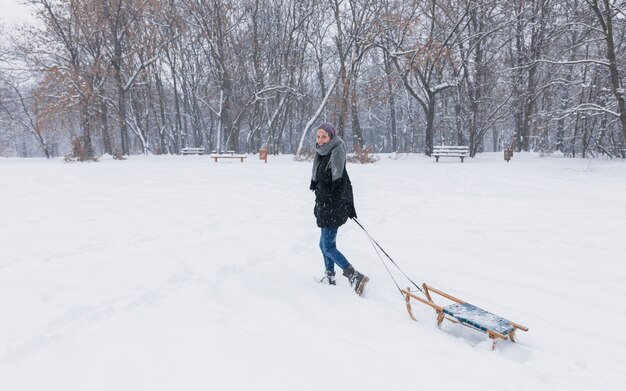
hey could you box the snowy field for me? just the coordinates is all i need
[1,152,625,390]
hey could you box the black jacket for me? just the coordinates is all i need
[311,152,357,228]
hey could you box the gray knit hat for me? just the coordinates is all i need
[317,122,337,139]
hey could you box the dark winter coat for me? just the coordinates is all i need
[310,137,357,228]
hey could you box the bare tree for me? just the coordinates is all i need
[586,0,626,143]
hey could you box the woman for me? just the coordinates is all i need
[309,122,369,296]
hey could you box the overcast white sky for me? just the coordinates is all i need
[0,0,34,29]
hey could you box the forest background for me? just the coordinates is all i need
[1,0,626,160]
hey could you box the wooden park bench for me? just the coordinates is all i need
[432,145,470,163]
[402,284,528,350]
[181,147,205,155]
[210,150,247,163]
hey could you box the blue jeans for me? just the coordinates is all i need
[319,227,350,272]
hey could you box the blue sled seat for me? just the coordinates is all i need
[442,303,515,336]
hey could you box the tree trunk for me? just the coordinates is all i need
[100,98,112,155]
[425,92,435,155]
[384,52,398,152]
[350,74,363,150]
[597,0,626,142]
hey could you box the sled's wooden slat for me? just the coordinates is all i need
[423,284,465,305]
[404,289,418,322]
[401,289,442,312]
[509,321,529,332]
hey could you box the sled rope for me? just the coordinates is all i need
[361,224,403,295]
[353,218,425,295]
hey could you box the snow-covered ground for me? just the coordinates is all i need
[1,152,624,390]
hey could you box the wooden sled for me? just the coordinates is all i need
[402,284,529,350]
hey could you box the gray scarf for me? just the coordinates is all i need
[312,136,346,182]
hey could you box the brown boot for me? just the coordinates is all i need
[343,266,369,296]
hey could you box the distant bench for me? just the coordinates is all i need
[432,145,469,163]
[181,147,205,155]
[210,150,247,163]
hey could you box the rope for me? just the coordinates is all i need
[353,218,425,295]
[361,224,404,296]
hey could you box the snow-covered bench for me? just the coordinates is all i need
[210,151,247,163]
[181,147,205,155]
[432,145,469,163]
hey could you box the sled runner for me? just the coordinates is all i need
[402,284,528,350]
